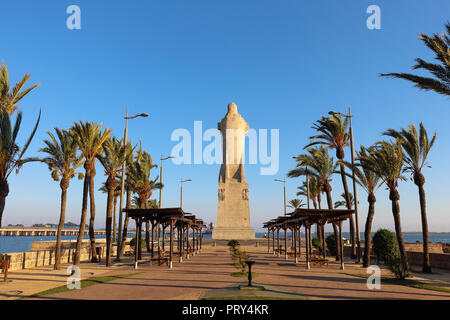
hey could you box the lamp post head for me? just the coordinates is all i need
[125,113,149,120]
[161,155,175,161]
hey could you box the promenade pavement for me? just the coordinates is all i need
[7,245,447,300]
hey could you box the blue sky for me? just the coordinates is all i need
[0,0,449,232]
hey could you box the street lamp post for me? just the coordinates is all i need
[180,178,192,209]
[329,108,361,263]
[159,154,175,208]
[116,110,148,261]
[274,178,286,216]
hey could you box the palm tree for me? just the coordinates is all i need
[334,192,354,209]
[0,110,41,227]
[97,137,125,266]
[383,123,436,273]
[297,177,321,209]
[127,149,162,252]
[360,140,410,273]
[132,196,158,209]
[341,146,383,267]
[287,198,305,210]
[306,114,357,258]
[70,121,111,266]
[0,62,40,114]
[24,128,83,269]
[380,23,450,96]
[288,146,341,260]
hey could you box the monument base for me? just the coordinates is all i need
[212,227,255,240]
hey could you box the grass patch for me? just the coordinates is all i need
[25,272,142,298]
[346,273,450,294]
[231,271,258,278]
[204,296,302,300]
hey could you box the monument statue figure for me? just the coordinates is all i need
[212,102,255,240]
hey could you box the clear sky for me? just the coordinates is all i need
[0,0,449,233]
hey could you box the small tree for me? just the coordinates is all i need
[325,234,340,256]
[312,237,322,250]
[372,229,400,264]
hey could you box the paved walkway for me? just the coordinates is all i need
[2,245,450,300]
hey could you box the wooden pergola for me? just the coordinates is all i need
[123,207,207,269]
[263,208,355,270]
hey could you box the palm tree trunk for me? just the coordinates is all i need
[325,186,340,261]
[88,165,97,262]
[119,189,131,256]
[0,179,9,228]
[339,163,356,259]
[0,197,5,228]
[390,190,410,272]
[416,179,431,273]
[317,193,322,210]
[55,180,68,270]
[113,195,118,243]
[105,185,114,267]
[75,166,90,266]
[363,193,376,268]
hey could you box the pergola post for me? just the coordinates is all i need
[200,228,203,251]
[277,228,280,257]
[137,220,143,261]
[192,226,196,256]
[162,225,166,251]
[267,228,270,253]
[291,227,295,250]
[186,224,190,259]
[339,220,344,270]
[196,227,199,254]
[272,228,275,255]
[294,226,298,263]
[169,220,174,269]
[179,224,183,263]
[134,218,141,269]
[284,227,288,260]
[321,222,326,259]
[157,222,161,257]
[306,224,310,270]
[298,225,301,257]
[151,220,155,258]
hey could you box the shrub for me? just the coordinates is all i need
[227,240,240,249]
[129,237,146,249]
[387,256,410,280]
[325,234,339,256]
[312,237,321,249]
[0,254,4,263]
[372,229,400,264]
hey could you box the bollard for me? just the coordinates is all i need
[245,261,255,287]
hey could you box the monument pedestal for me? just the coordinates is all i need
[212,227,255,240]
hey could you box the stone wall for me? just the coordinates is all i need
[343,244,450,270]
[3,239,132,271]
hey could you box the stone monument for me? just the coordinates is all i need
[212,102,255,240]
